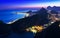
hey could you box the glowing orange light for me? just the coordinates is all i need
[26,25,44,33]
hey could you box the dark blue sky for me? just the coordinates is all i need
[0,0,60,4]
[0,0,60,10]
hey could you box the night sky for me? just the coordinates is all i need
[0,0,60,10]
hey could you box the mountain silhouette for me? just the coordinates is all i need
[34,21,60,38]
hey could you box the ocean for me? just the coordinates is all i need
[0,9,37,38]
[0,9,38,23]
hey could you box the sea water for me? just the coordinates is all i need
[0,9,38,23]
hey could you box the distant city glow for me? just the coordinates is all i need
[59,24,60,27]
[26,25,44,33]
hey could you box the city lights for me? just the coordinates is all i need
[26,25,44,33]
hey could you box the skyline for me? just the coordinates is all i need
[0,0,60,10]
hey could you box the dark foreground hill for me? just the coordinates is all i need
[34,21,60,38]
